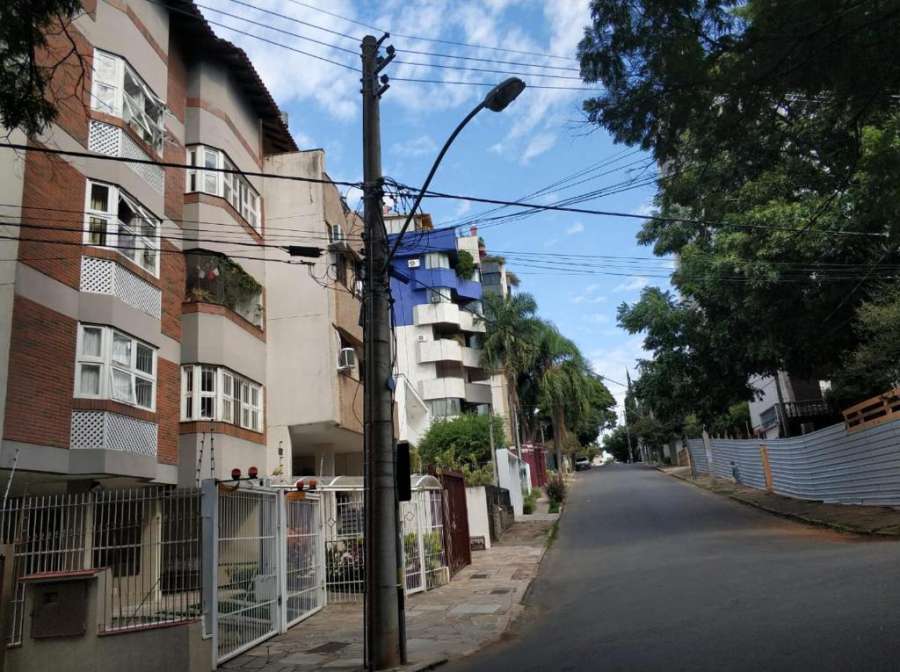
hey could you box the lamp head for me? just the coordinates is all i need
[482,77,526,112]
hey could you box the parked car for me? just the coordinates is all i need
[575,459,592,471]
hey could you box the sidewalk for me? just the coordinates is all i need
[663,466,900,536]
[222,517,557,671]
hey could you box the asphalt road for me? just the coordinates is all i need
[447,464,900,672]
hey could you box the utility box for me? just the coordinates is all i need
[30,576,91,639]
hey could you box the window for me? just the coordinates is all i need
[427,287,452,304]
[76,325,157,411]
[91,50,165,154]
[429,398,461,419]
[84,180,160,276]
[181,365,262,431]
[425,253,450,270]
[185,145,261,231]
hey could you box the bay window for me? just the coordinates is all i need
[187,145,261,231]
[84,180,160,276]
[181,365,263,431]
[90,50,165,154]
[75,325,157,411]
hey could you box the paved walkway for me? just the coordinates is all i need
[663,466,900,535]
[222,518,556,671]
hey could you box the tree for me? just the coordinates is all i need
[1,1,85,135]
[578,1,900,399]
[603,426,631,463]
[572,374,617,446]
[481,291,539,442]
[531,321,591,472]
[417,414,506,486]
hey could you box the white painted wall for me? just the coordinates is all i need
[496,448,524,518]
[465,486,491,550]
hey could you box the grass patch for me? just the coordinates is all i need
[546,520,560,547]
[548,501,560,514]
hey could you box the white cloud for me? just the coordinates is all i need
[613,276,650,293]
[391,135,438,157]
[520,132,557,165]
[565,222,584,235]
[571,284,607,304]
[544,237,559,249]
[454,200,473,217]
[585,313,610,324]
[632,200,655,217]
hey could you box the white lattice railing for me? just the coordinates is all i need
[70,410,158,457]
[80,256,162,318]
[88,120,164,195]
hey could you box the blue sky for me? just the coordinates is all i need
[199,0,664,409]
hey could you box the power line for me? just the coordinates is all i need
[278,0,575,63]
[390,77,598,92]
[0,143,362,187]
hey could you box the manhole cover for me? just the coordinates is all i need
[471,573,489,579]
[490,588,511,595]
[307,641,350,654]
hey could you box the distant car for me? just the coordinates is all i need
[575,459,592,471]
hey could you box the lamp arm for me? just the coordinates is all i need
[387,101,486,262]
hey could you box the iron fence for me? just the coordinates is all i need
[2,487,201,645]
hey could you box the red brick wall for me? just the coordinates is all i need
[20,147,85,288]
[161,239,184,340]
[167,37,187,124]
[164,138,185,223]
[156,357,179,465]
[3,297,76,448]
[35,18,93,147]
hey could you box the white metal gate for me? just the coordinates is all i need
[208,484,279,664]
[283,492,325,627]
[401,499,425,595]
[323,489,365,602]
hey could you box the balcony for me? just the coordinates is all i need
[185,250,263,328]
[88,120,164,194]
[414,302,461,327]
[461,346,482,369]
[420,377,466,401]
[70,410,157,457]
[459,310,485,333]
[464,382,492,405]
[80,256,161,319]
[419,339,463,364]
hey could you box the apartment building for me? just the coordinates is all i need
[0,0,306,492]
[748,372,835,439]
[387,224,494,447]
[263,151,364,479]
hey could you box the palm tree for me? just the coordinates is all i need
[481,292,539,446]
[531,321,591,473]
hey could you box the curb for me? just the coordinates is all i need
[388,657,449,672]
[665,470,900,537]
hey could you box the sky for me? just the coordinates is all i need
[198,0,667,415]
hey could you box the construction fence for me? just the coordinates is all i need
[686,416,900,505]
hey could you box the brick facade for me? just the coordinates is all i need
[19,147,85,289]
[161,239,185,341]
[157,357,180,464]
[3,297,77,449]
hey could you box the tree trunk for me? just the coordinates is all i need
[552,407,565,473]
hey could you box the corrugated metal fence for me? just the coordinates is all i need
[686,418,900,505]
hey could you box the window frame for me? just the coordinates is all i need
[75,324,157,411]
[180,364,263,431]
[83,179,160,277]
[90,49,165,155]
[185,144,262,232]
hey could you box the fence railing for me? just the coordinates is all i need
[686,416,900,505]
[2,487,201,645]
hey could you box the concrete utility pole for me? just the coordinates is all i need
[360,34,403,670]
[624,369,635,463]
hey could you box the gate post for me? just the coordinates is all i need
[278,489,288,633]
[200,479,219,661]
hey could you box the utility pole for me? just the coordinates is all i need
[360,34,402,670]
[624,369,635,463]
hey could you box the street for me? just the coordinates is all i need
[448,465,900,672]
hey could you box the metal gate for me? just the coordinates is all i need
[401,499,425,594]
[206,483,279,664]
[283,492,325,627]
[438,471,471,576]
[323,489,365,602]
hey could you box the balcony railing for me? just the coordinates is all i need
[185,250,263,327]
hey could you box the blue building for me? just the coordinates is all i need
[386,224,495,447]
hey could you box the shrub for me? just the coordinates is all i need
[546,474,566,505]
[523,488,540,515]
[455,250,476,279]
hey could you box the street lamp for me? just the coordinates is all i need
[387,77,526,258]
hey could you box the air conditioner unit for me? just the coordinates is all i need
[429,291,443,304]
[337,347,357,372]
[331,223,345,243]
[407,258,421,268]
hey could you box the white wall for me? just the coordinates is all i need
[465,486,491,550]
[496,448,524,518]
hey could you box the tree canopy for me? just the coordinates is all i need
[579,0,900,422]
